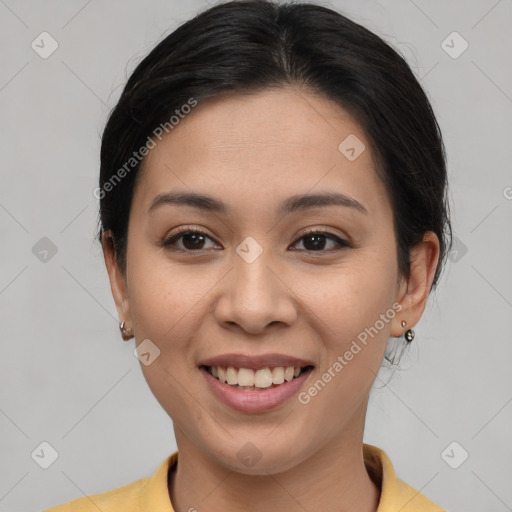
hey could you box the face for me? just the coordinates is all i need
[104,87,438,475]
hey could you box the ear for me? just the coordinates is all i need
[102,230,131,326]
[390,231,440,337]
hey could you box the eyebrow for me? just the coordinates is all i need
[148,191,368,216]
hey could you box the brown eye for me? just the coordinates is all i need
[162,228,219,251]
[291,230,350,252]
[161,227,350,253]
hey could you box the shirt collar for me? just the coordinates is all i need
[140,450,177,511]
[364,443,444,511]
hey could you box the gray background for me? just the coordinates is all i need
[1,0,511,511]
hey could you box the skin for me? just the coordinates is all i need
[103,86,440,512]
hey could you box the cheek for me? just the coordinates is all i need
[125,254,206,389]
[291,252,396,397]
[127,249,212,339]
[294,252,397,337]
[128,264,203,418]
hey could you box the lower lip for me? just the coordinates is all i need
[199,366,314,413]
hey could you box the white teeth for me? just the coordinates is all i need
[284,366,295,382]
[271,367,284,384]
[226,367,238,385]
[254,368,273,388]
[237,368,254,386]
[210,365,305,388]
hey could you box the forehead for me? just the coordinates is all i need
[133,87,390,221]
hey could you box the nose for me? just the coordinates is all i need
[213,248,298,335]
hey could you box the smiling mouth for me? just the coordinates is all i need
[200,364,314,391]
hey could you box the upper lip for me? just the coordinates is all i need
[198,353,315,371]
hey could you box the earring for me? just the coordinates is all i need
[401,320,415,342]
[119,321,134,341]
[404,329,415,342]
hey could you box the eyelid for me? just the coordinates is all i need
[291,227,350,250]
[297,226,348,240]
[161,226,351,251]
[162,225,220,248]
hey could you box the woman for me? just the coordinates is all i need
[45,0,452,510]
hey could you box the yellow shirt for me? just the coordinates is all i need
[43,443,446,511]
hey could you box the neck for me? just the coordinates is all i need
[168,412,380,512]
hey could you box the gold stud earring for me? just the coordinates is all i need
[119,321,134,341]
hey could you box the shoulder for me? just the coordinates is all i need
[43,451,178,512]
[42,476,148,512]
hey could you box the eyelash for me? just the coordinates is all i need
[161,226,350,253]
